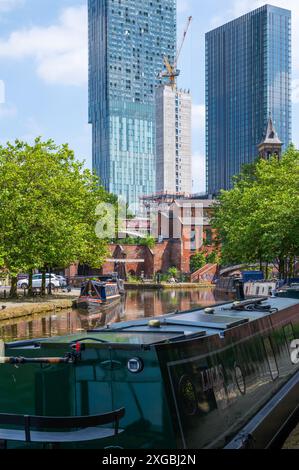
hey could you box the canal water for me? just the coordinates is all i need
[0,288,230,342]
[1,288,298,448]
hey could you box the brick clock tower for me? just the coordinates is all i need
[258,117,283,159]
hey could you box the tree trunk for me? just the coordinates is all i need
[28,269,33,297]
[279,257,285,281]
[259,259,263,273]
[286,257,290,282]
[48,266,52,295]
[290,257,295,278]
[9,276,18,298]
[265,262,269,280]
[41,268,46,296]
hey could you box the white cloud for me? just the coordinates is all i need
[20,116,43,142]
[192,103,205,133]
[0,102,17,118]
[0,0,24,13]
[0,5,87,86]
[0,79,4,103]
[192,153,206,194]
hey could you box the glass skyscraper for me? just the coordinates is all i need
[88,0,177,209]
[205,5,291,195]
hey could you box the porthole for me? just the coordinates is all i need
[127,357,143,374]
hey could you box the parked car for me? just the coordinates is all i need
[17,274,60,290]
[55,275,68,288]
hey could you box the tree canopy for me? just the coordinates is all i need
[211,146,299,279]
[0,138,113,295]
[190,252,206,273]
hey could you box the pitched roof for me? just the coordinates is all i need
[259,117,283,146]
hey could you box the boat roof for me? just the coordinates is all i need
[7,297,299,350]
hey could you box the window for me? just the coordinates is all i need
[283,323,295,357]
[205,229,213,245]
[263,337,279,381]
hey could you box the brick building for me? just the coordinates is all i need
[101,196,217,278]
[65,196,217,280]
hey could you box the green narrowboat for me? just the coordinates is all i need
[276,284,299,300]
[0,296,298,449]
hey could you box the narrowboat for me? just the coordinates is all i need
[276,284,299,300]
[216,276,278,298]
[76,278,124,311]
[0,295,298,449]
[244,281,277,297]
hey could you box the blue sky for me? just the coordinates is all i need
[0,0,298,193]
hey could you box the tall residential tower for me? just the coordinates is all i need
[88,0,177,208]
[155,85,192,195]
[206,5,291,195]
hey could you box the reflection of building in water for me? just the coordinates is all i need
[0,311,83,342]
[1,289,230,342]
[124,288,225,319]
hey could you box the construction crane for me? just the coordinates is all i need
[159,16,192,89]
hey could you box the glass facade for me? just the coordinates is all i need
[88,0,177,209]
[205,5,291,195]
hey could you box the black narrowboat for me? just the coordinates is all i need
[0,295,298,448]
[76,278,124,310]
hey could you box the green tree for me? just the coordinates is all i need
[168,267,179,279]
[190,252,206,273]
[206,251,220,264]
[212,146,299,279]
[139,236,156,249]
[0,138,110,297]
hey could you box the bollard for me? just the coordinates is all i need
[3,290,6,299]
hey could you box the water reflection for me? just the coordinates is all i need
[0,288,231,342]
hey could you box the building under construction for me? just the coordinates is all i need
[155,15,193,195]
[155,85,192,194]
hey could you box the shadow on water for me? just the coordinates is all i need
[0,288,231,342]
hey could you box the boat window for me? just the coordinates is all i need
[283,323,295,357]
[263,337,279,381]
[105,285,118,296]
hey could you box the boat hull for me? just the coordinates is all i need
[0,297,299,449]
[76,295,121,310]
[155,300,299,448]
